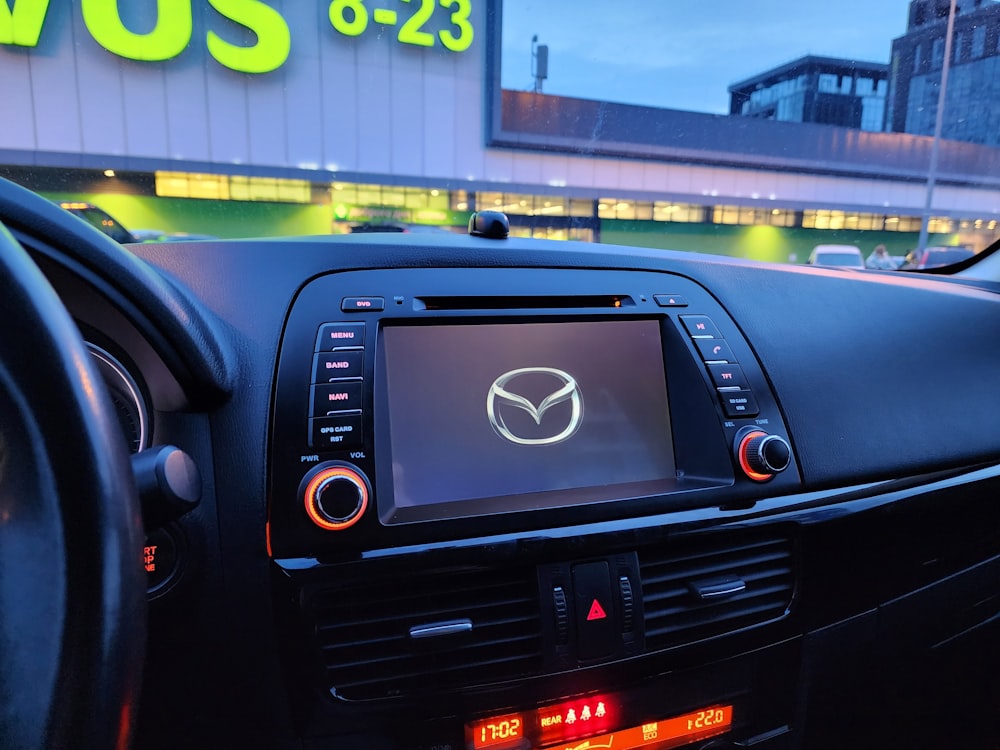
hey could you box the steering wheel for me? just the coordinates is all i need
[0,223,146,748]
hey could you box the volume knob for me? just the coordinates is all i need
[303,464,369,530]
[736,430,791,482]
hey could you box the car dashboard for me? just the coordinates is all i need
[4,182,1000,750]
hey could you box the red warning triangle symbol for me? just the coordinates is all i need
[586,599,607,621]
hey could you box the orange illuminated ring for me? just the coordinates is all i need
[738,430,773,482]
[304,466,369,531]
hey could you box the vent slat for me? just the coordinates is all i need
[315,600,537,631]
[643,567,793,605]
[334,653,542,692]
[640,535,794,652]
[645,598,789,640]
[645,583,794,622]
[323,633,543,671]
[642,550,791,584]
[308,567,543,700]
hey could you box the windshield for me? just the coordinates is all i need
[1,0,998,272]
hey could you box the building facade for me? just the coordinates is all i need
[0,1,998,256]
[887,0,1000,146]
[729,56,889,132]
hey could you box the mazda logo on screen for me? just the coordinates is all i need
[486,367,583,446]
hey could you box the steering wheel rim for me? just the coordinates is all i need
[0,223,145,748]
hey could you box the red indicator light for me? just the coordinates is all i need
[586,599,607,621]
[547,704,733,750]
[469,713,525,750]
[536,695,615,746]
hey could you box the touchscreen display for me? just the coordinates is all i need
[380,320,675,523]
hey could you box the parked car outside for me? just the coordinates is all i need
[806,244,865,269]
[57,201,138,244]
[900,246,975,270]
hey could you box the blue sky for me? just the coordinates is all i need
[501,1,913,113]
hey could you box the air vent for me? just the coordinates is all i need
[639,535,794,652]
[308,566,543,701]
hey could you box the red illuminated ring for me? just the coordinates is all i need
[304,466,369,531]
[738,430,773,482]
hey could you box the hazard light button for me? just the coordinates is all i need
[572,561,616,660]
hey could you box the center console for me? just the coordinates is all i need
[267,267,802,749]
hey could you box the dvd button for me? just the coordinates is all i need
[680,315,722,338]
[312,382,363,415]
[316,322,365,351]
[313,350,364,381]
[708,363,748,389]
[695,338,734,363]
[311,414,363,449]
[719,389,760,418]
[342,296,384,312]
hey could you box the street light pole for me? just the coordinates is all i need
[917,0,958,253]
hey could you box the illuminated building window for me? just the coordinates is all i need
[229,176,311,203]
[450,190,469,211]
[155,171,230,200]
[928,217,954,233]
[653,202,703,223]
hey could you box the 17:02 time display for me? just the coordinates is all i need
[330,0,474,52]
[477,717,522,747]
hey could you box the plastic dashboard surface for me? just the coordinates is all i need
[115,233,1000,750]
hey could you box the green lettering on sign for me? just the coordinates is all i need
[0,0,51,47]
[81,0,192,61]
[207,0,291,74]
[328,0,474,51]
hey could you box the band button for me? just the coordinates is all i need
[313,350,364,382]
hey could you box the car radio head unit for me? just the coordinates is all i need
[267,267,798,559]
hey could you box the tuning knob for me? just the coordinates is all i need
[735,428,791,482]
[303,463,370,530]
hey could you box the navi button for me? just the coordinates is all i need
[312,382,363,415]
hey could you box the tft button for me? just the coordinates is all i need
[708,363,748,389]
